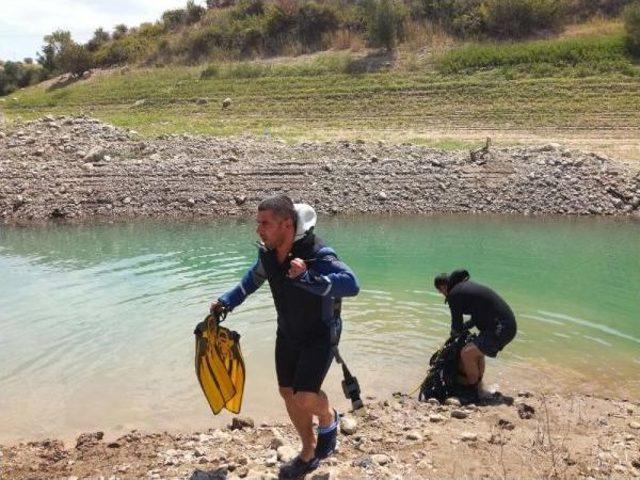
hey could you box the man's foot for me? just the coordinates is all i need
[278,455,320,479]
[315,409,339,459]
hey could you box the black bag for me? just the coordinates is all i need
[418,331,476,403]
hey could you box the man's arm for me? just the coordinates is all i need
[292,248,359,298]
[217,258,267,311]
[449,297,465,336]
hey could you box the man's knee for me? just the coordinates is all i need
[279,386,294,401]
[461,344,483,363]
[293,391,318,412]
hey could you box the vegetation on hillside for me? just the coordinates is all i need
[1,0,639,97]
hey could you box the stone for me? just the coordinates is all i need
[340,415,358,435]
[377,191,388,201]
[451,409,469,419]
[372,454,391,466]
[231,416,254,430]
[429,414,445,423]
[76,431,104,448]
[629,421,640,430]
[234,195,247,206]
[222,98,232,109]
[196,98,209,105]
[190,468,228,480]
[445,398,461,407]
[133,99,147,107]
[406,431,422,441]
[460,432,477,442]
[83,146,106,162]
[276,445,297,463]
[517,403,535,419]
[216,172,225,179]
[498,419,515,430]
[269,436,284,449]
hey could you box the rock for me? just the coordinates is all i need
[269,436,284,449]
[231,416,254,430]
[222,98,232,109]
[429,414,445,423]
[83,146,106,162]
[76,431,104,448]
[34,148,45,157]
[498,419,515,430]
[629,421,640,430]
[340,415,358,435]
[234,195,247,206]
[276,445,297,463]
[133,99,147,107]
[371,454,391,466]
[216,172,225,179]
[310,471,334,480]
[377,191,388,201]
[196,98,208,105]
[518,391,533,398]
[236,466,249,478]
[190,467,228,480]
[517,403,535,419]
[445,398,461,407]
[451,409,469,419]
[460,432,478,442]
[632,458,640,469]
[406,431,422,441]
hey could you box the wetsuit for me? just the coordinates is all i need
[219,233,359,392]
[447,280,517,358]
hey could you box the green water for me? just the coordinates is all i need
[0,216,639,443]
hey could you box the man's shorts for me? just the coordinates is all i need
[472,318,517,358]
[275,336,335,393]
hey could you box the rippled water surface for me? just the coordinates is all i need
[1,216,638,442]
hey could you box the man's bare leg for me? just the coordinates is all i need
[279,387,316,461]
[460,343,484,385]
[279,388,334,461]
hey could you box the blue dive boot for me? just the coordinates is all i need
[315,409,339,459]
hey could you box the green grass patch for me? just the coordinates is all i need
[438,33,638,76]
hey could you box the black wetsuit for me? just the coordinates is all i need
[447,280,517,357]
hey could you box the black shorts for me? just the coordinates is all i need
[275,336,335,393]
[473,319,517,358]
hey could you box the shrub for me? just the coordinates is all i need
[200,63,220,78]
[624,1,640,56]
[57,43,93,77]
[364,0,408,49]
[186,0,206,24]
[296,2,340,47]
[481,0,568,39]
[163,8,187,30]
[112,24,129,40]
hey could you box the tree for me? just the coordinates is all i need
[185,0,206,23]
[112,24,129,40]
[87,27,110,51]
[37,30,72,74]
[57,43,93,77]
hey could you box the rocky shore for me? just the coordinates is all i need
[1,116,640,224]
[2,392,639,479]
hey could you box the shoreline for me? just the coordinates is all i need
[2,390,639,479]
[1,116,640,226]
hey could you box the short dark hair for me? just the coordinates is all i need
[258,194,297,227]
[434,273,449,289]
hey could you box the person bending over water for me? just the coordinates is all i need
[434,269,517,398]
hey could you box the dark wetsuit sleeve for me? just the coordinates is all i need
[448,297,464,335]
[292,248,360,298]
[218,257,267,311]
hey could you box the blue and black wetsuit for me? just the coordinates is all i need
[447,280,517,358]
[219,233,360,393]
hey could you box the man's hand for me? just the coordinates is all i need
[210,301,226,315]
[288,258,307,279]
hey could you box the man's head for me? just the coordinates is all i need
[256,195,297,249]
[434,273,449,297]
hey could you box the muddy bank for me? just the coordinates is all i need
[2,391,640,479]
[1,116,640,225]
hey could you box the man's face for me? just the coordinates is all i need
[256,209,293,249]
[437,285,448,297]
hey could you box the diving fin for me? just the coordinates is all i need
[194,311,246,415]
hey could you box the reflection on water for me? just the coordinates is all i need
[0,216,639,443]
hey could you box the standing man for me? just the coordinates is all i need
[211,195,360,479]
[434,269,517,398]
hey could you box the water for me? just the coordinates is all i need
[1,216,639,443]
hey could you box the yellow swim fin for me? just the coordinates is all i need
[194,312,246,415]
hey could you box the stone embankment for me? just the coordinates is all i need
[1,116,640,224]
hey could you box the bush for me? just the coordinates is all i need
[567,0,635,19]
[186,0,206,24]
[57,43,93,77]
[296,2,340,47]
[624,1,640,56]
[163,8,187,30]
[363,0,407,49]
[200,63,220,78]
[112,24,129,40]
[481,0,568,39]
